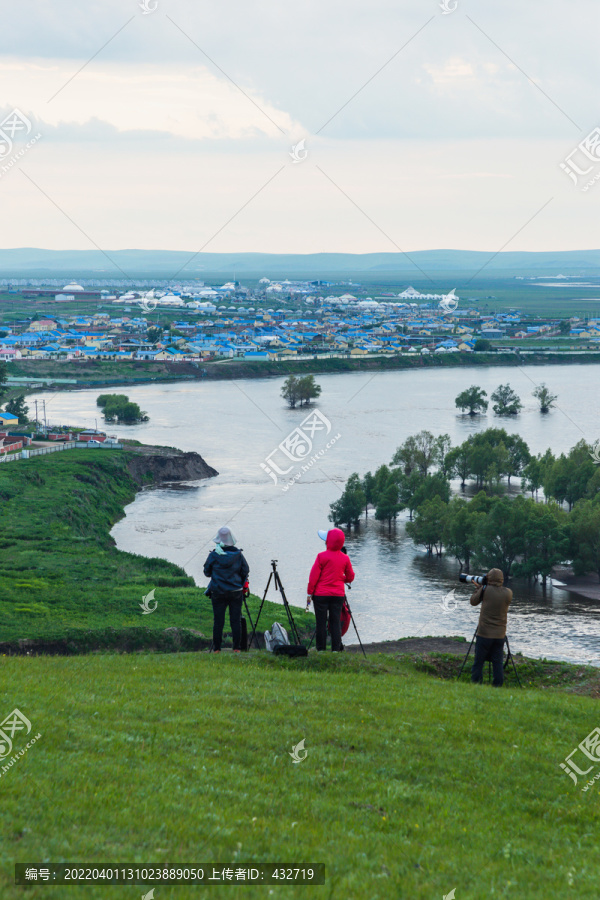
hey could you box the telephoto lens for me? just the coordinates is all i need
[459,574,485,585]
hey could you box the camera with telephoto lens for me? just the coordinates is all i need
[459,573,487,585]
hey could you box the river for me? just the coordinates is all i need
[30,362,600,665]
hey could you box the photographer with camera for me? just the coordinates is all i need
[468,568,512,687]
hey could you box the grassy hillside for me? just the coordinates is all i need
[1,651,598,899]
[0,451,312,650]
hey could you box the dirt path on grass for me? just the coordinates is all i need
[345,637,469,655]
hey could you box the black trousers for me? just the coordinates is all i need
[211,591,243,651]
[471,635,505,687]
[313,595,344,652]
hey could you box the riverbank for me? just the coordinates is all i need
[10,350,600,392]
[551,567,600,602]
[0,445,313,650]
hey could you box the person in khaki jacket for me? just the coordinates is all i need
[470,567,512,687]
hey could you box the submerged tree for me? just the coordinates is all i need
[281,375,300,408]
[97,393,148,424]
[329,473,365,530]
[297,375,322,407]
[532,383,558,413]
[491,384,522,416]
[455,385,488,416]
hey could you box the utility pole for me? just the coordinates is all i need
[34,399,38,431]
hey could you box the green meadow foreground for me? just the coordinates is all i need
[1,652,598,899]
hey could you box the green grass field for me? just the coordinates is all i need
[1,651,598,899]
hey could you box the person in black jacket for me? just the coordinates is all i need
[203,527,250,653]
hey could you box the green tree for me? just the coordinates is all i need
[522,456,544,497]
[491,384,522,416]
[467,433,508,489]
[362,471,376,517]
[391,430,448,477]
[472,495,527,578]
[0,361,10,401]
[503,433,531,485]
[5,395,29,424]
[97,393,128,409]
[558,319,570,335]
[406,495,448,556]
[329,473,366,529]
[513,500,569,588]
[544,442,595,509]
[445,443,472,487]
[454,385,489,416]
[116,401,146,424]
[147,326,162,344]
[399,471,451,519]
[532,383,558,413]
[434,434,453,476]
[373,465,401,526]
[99,394,148,424]
[281,375,300,408]
[296,374,322,407]
[473,338,492,352]
[444,493,488,572]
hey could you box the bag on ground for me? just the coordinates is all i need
[263,621,289,652]
[274,644,308,657]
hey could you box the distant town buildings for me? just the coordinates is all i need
[0,277,584,363]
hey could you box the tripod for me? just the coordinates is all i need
[457,629,522,687]
[247,560,302,649]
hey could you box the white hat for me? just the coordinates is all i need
[317,529,328,542]
[213,526,237,546]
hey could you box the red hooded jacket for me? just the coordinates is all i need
[307,528,355,597]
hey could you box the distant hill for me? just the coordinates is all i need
[1,247,600,280]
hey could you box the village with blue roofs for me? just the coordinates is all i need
[0,276,596,367]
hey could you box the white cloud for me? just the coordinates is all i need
[0,0,596,252]
[0,59,301,141]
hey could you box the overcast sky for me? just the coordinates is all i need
[0,0,597,256]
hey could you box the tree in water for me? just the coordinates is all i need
[297,375,322,407]
[454,385,488,416]
[491,384,522,416]
[281,376,300,408]
[532,383,558,413]
[328,473,365,529]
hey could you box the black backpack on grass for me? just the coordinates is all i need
[273,644,308,658]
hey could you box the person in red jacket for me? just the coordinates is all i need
[307,527,355,651]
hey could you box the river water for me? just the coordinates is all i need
[31,363,600,665]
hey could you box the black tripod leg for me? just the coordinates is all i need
[242,597,256,651]
[504,637,522,687]
[457,629,478,680]
[307,627,316,651]
[275,571,302,645]
[247,571,273,650]
[346,603,367,659]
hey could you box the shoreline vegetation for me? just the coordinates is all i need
[10,350,600,393]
